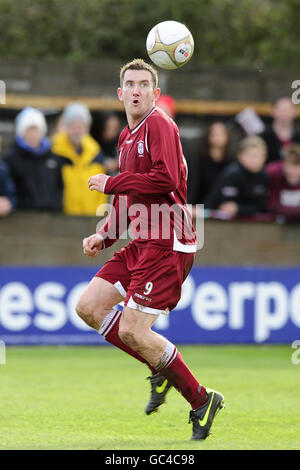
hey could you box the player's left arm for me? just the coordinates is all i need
[99,119,181,196]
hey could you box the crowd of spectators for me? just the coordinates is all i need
[186,95,300,222]
[0,102,119,217]
[0,95,299,222]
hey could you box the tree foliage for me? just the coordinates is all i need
[0,0,299,68]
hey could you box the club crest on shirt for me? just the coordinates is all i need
[137,140,144,157]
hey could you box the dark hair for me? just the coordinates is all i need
[120,58,158,89]
[201,121,231,161]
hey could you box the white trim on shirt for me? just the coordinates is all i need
[130,107,157,135]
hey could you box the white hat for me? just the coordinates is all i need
[15,107,47,137]
[61,102,92,126]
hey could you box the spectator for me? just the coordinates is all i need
[0,160,16,216]
[266,143,300,220]
[259,96,300,164]
[2,107,62,211]
[205,135,269,219]
[91,111,120,175]
[188,122,232,204]
[52,102,108,216]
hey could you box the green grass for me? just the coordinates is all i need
[0,345,299,450]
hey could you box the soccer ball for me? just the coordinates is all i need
[146,21,194,70]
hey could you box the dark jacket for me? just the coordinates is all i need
[259,127,300,164]
[0,159,17,208]
[187,154,230,204]
[2,140,63,211]
[205,161,269,216]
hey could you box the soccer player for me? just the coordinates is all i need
[76,59,224,440]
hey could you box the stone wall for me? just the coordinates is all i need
[0,212,299,267]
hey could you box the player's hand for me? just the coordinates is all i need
[88,173,110,193]
[82,233,103,257]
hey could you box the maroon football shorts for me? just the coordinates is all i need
[95,241,194,315]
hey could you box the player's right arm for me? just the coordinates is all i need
[83,233,103,257]
[82,193,129,256]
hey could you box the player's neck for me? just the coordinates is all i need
[127,106,155,130]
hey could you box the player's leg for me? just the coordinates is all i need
[76,265,157,373]
[120,248,224,438]
[76,276,122,330]
[119,305,208,410]
[120,305,224,439]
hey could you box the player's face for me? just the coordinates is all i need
[118,70,160,126]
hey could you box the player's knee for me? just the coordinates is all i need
[118,327,140,350]
[75,298,96,326]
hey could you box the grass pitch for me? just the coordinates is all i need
[0,344,298,450]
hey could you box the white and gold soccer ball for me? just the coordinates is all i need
[146,20,194,70]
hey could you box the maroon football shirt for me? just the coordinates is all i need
[98,107,197,251]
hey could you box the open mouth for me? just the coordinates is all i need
[132,99,139,105]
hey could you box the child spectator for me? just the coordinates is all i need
[259,96,300,164]
[52,102,108,216]
[2,107,62,211]
[188,122,232,204]
[266,143,300,220]
[205,135,269,218]
[0,160,16,216]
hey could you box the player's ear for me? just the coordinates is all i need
[154,88,161,102]
[117,87,123,102]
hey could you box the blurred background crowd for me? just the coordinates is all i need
[0,0,300,223]
[0,95,300,222]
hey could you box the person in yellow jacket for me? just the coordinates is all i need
[52,102,108,216]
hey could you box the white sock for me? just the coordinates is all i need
[156,341,177,370]
[98,308,121,338]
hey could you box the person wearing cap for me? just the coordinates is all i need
[2,106,63,211]
[52,102,108,216]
